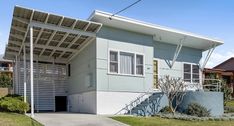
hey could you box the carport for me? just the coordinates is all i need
[4,6,102,117]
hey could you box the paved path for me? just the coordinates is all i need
[33,113,129,126]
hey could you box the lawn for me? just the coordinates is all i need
[0,112,42,126]
[111,116,234,126]
[226,100,234,107]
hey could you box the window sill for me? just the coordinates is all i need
[107,72,145,78]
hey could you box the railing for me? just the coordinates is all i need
[183,79,222,92]
[0,67,13,72]
[203,79,222,92]
[114,90,155,115]
[114,79,222,115]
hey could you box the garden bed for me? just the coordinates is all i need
[155,113,234,121]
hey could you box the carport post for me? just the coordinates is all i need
[30,26,34,117]
[23,45,27,103]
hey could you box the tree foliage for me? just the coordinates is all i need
[221,80,232,106]
[0,74,12,88]
[158,75,186,114]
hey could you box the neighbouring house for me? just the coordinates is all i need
[3,6,223,115]
[0,54,13,96]
[0,54,13,78]
[204,57,234,97]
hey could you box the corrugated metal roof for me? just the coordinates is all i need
[4,6,102,63]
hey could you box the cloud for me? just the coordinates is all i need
[203,50,234,68]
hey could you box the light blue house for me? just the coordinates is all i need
[4,6,223,116]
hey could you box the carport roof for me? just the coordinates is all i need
[4,6,102,63]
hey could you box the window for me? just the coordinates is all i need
[183,63,200,83]
[109,51,118,73]
[109,50,144,76]
[192,65,199,83]
[136,55,143,75]
[120,52,134,74]
[184,64,191,82]
[153,60,158,88]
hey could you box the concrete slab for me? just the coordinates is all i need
[32,113,129,126]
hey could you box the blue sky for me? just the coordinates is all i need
[0,0,233,68]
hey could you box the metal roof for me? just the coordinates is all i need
[4,6,102,63]
[89,10,223,51]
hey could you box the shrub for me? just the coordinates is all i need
[0,96,29,114]
[4,94,23,101]
[186,103,210,117]
[159,106,173,113]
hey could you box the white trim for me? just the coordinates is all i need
[108,48,145,77]
[90,10,223,44]
[182,62,200,84]
[29,21,96,38]
[23,45,27,104]
[30,26,34,117]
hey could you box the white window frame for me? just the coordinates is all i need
[182,62,200,83]
[109,50,119,73]
[108,49,145,77]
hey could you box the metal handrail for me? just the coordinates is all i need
[114,79,222,115]
[114,90,155,115]
[203,79,222,92]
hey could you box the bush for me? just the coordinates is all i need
[4,94,23,101]
[186,103,210,117]
[0,96,29,114]
[159,106,173,113]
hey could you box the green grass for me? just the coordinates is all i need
[226,100,234,107]
[0,112,42,126]
[111,116,234,126]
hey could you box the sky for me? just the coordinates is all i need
[0,0,233,68]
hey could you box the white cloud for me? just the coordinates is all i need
[203,50,234,68]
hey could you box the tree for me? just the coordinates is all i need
[221,80,232,106]
[158,75,186,114]
[0,74,12,88]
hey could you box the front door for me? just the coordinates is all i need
[153,60,159,89]
[55,96,67,112]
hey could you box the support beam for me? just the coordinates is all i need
[29,21,96,37]
[201,43,216,70]
[23,45,27,104]
[13,17,29,24]
[24,43,77,52]
[10,34,24,40]
[7,46,20,51]
[68,37,95,62]
[35,14,50,44]
[30,26,34,117]
[39,18,63,57]
[15,55,18,94]
[9,40,22,46]
[18,11,34,56]
[170,36,186,68]
[6,51,68,64]
[12,26,27,33]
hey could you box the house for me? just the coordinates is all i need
[0,54,13,78]
[3,6,223,115]
[0,54,13,97]
[204,57,234,97]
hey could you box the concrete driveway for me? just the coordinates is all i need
[33,113,129,126]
